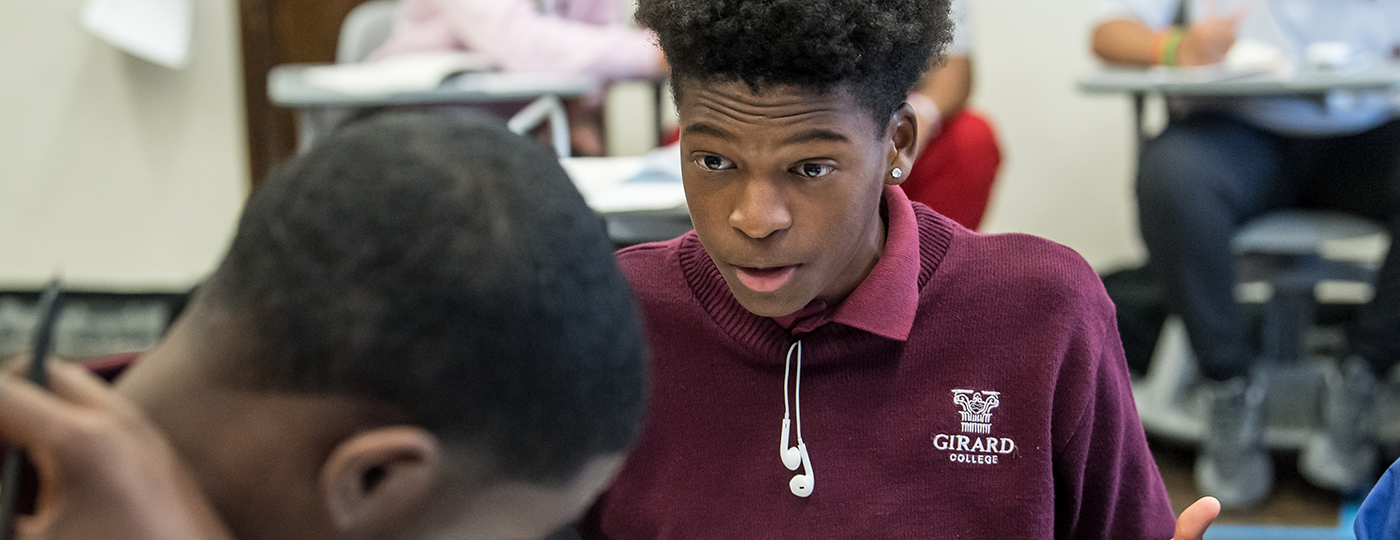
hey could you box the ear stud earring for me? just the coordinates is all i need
[891,168,903,179]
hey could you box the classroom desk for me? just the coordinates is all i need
[268,63,603,151]
[268,63,690,244]
[1078,63,1400,96]
[1077,62,1400,150]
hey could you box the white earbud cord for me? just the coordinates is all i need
[793,341,804,446]
[783,341,803,443]
[783,342,794,421]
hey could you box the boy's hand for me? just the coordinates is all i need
[0,360,232,540]
[1171,497,1221,540]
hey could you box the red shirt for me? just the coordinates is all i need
[84,352,140,381]
[581,186,1175,539]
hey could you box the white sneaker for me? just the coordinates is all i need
[1300,356,1378,492]
[1194,376,1273,508]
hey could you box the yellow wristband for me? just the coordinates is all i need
[1159,27,1186,67]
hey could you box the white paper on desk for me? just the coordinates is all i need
[302,53,495,95]
[561,147,687,213]
[445,71,600,94]
[1224,39,1288,75]
[628,143,682,182]
[80,0,193,69]
[1144,40,1286,83]
[591,145,685,212]
[587,183,688,213]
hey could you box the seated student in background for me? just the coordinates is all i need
[1092,0,1400,507]
[1356,458,1400,539]
[902,0,1003,230]
[371,0,668,156]
[0,111,648,540]
[578,0,1218,538]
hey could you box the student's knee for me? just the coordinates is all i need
[1136,129,1228,216]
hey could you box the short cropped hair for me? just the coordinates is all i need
[637,0,954,130]
[200,112,648,483]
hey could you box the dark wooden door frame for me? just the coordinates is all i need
[238,0,284,188]
[237,0,373,187]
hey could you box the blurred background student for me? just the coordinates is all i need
[1092,0,1400,508]
[902,0,1003,230]
[370,0,668,155]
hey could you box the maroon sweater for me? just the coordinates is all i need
[581,187,1175,539]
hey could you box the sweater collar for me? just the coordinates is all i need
[678,186,953,362]
[771,186,920,341]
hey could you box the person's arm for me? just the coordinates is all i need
[1092,11,1244,67]
[0,361,232,540]
[1092,18,1162,66]
[1043,264,1224,539]
[439,0,664,78]
[908,55,972,157]
[1048,259,1181,539]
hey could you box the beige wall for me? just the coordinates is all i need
[0,0,247,290]
[973,0,1146,270]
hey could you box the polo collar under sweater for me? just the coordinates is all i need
[675,185,953,364]
[772,185,923,340]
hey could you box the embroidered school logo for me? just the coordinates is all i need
[933,388,1015,466]
[952,389,999,434]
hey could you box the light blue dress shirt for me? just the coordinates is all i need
[1097,0,1400,136]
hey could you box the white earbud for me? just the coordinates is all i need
[788,442,814,497]
[779,341,814,497]
[780,418,801,470]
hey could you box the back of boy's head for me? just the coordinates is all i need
[198,111,648,485]
[637,0,953,130]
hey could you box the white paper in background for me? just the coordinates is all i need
[1224,39,1288,75]
[302,53,496,95]
[559,145,686,214]
[80,0,194,69]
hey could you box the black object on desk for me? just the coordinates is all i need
[0,279,63,540]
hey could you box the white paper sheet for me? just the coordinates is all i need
[560,145,687,214]
[302,53,496,95]
[1224,39,1288,75]
[80,0,194,69]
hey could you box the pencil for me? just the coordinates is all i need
[0,279,64,540]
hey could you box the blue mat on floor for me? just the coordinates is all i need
[1204,502,1359,540]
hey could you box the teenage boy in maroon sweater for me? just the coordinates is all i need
[579,0,1218,538]
[0,112,648,540]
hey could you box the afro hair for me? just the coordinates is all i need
[637,0,954,129]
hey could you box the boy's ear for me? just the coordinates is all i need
[320,425,444,534]
[886,103,918,186]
